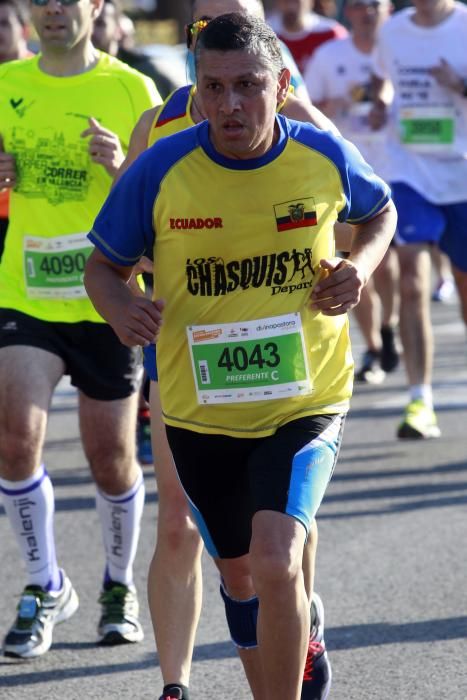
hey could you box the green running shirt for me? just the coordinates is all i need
[0,52,160,323]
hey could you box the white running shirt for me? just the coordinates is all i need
[373,3,467,204]
[305,36,390,180]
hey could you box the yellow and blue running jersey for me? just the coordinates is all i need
[147,85,195,146]
[90,114,390,437]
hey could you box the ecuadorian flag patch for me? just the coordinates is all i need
[274,197,317,232]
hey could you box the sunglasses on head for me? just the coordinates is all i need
[185,18,210,48]
[31,0,80,6]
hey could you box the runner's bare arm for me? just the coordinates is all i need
[429,58,467,94]
[310,200,398,316]
[334,222,352,252]
[368,75,389,130]
[311,96,350,120]
[281,92,340,135]
[84,248,164,347]
[113,108,159,186]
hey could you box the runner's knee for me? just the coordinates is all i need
[0,420,45,476]
[158,501,202,554]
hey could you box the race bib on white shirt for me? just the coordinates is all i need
[398,105,456,154]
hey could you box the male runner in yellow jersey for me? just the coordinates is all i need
[85,13,397,699]
[115,2,340,698]
[0,0,160,658]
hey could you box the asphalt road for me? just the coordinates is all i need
[1,298,466,700]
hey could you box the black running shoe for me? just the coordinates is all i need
[380,325,400,373]
[159,689,183,700]
[301,593,332,699]
[355,349,385,384]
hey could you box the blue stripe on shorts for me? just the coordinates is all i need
[286,416,343,533]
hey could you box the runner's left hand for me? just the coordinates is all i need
[309,257,365,316]
[81,117,125,178]
[429,58,463,93]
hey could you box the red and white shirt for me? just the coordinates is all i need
[268,11,348,74]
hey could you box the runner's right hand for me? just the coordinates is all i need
[368,99,387,130]
[115,297,165,348]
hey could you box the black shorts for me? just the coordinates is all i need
[166,414,345,559]
[0,309,142,401]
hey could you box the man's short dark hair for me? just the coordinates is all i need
[194,12,283,77]
[190,0,265,18]
[0,0,29,26]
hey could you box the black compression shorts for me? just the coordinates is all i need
[0,308,142,401]
[166,413,345,559]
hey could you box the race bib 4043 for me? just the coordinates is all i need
[187,313,312,405]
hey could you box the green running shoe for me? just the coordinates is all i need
[397,399,441,439]
[97,581,144,645]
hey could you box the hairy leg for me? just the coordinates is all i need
[451,264,467,327]
[351,279,381,352]
[0,346,64,587]
[251,511,309,700]
[79,391,143,586]
[217,555,266,700]
[374,247,400,328]
[397,244,433,386]
[0,346,64,481]
[148,382,203,687]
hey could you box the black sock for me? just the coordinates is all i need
[163,684,190,700]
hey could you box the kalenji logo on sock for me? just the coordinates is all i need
[110,504,127,557]
[14,497,40,562]
[170,217,223,230]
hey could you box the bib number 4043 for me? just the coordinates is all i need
[217,342,280,372]
[188,313,311,404]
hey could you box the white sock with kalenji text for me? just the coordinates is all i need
[0,464,61,591]
[95,467,145,586]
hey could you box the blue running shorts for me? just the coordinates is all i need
[143,343,158,381]
[391,182,467,272]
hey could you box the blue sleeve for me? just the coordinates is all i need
[334,137,391,225]
[287,118,391,225]
[88,128,199,266]
[88,149,158,266]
